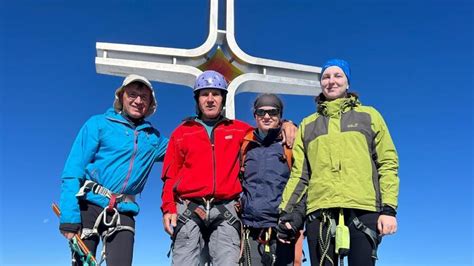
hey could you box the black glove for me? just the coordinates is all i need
[276,222,296,241]
[59,223,81,234]
[276,211,302,241]
[277,195,307,241]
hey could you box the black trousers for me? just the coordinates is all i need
[306,209,380,266]
[73,201,135,266]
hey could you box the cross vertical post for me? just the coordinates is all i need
[95,0,321,119]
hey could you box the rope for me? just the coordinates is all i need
[242,229,252,266]
[69,237,96,266]
[318,212,335,266]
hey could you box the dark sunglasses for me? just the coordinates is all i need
[255,108,280,117]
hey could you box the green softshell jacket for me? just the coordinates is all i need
[279,96,399,215]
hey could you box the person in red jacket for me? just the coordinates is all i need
[161,70,296,265]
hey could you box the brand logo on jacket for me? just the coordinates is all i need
[347,123,358,128]
[225,135,233,140]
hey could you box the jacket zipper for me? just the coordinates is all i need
[210,127,217,197]
[120,130,139,193]
[187,118,227,198]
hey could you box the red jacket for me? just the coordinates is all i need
[161,117,252,214]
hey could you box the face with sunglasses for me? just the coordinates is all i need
[254,106,281,133]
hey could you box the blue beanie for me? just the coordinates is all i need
[320,58,351,85]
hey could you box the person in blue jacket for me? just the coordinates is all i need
[240,94,305,266]
[59,74,168,266]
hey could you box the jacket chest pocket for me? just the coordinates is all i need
[215,129,240,154]
[101,129,135,152]
[179,130,208,156]
[138,131,160,152]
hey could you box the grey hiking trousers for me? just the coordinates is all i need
[172,199,241,266]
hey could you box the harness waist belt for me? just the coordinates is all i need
[76,180,135,203]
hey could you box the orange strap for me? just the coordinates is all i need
[239,131,255,172]
[293,230,305,266]
[283,144,293,170]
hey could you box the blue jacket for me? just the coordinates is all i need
[240,128,290,228]
[59,108,168,225]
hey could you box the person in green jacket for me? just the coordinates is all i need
[278,59,399,266]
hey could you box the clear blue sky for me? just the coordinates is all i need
[1,0,472,265]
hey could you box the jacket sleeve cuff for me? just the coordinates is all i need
[380,205,397,217]
[161,202,177,214]
[59,223,81,233]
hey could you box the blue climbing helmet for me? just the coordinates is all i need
[193,70,228,117]
[193,70,228,94]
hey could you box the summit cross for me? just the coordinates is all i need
[95,0,322,118]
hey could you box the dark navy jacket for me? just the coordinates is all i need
[241,128,290,228]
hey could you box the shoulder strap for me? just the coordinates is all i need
[283,144,293,170]
[239,131,255,172]
[293,230,305,266]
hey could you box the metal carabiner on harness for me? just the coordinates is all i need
[203,197,214,220]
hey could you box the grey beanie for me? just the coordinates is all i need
[253,93,283,117]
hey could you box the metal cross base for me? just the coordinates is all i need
[95,0,322,119]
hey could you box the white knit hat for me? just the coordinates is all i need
[113,74,157,118]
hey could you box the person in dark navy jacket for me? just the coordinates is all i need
[240,93,305,266]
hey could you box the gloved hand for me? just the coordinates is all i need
[276,211,303,242]
[276,221,296,242]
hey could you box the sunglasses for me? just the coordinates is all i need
[255,108,280,117]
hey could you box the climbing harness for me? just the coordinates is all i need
[80,207,135,265]
[174,198,241,233]
[168,198,241,258]
[308,209,381,266]
[76,180,136,265]
[349,210,380,260]
[76,180,136,210]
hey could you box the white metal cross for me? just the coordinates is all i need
[95,0,321,119]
